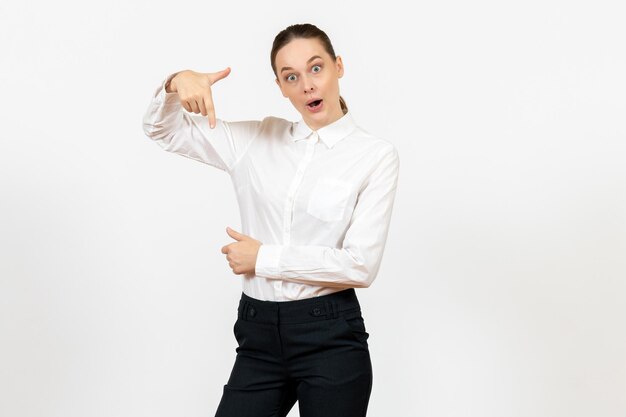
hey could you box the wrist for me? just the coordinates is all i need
[165,74,177,93]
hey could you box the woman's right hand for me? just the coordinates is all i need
[168,68,232,129]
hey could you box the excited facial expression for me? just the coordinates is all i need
[274,37,345,131]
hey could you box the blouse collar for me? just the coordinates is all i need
[291,110,357,149]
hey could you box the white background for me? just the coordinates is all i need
[1,1,625,416]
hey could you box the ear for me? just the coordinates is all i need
[336,56,344,79]
[275,78,287,98]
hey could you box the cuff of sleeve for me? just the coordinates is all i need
[255,244,284,279]
[156,72,182,104]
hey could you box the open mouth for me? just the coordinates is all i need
[307,99,323,108]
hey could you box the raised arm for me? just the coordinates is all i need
[142,69,263,173]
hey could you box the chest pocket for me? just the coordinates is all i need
[306,178,352,222]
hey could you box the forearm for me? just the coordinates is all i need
[255,244,380,289]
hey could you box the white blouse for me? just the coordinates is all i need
[142,73,400,301]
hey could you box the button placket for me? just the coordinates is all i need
[275,133,319,300]
[282,132,319,244]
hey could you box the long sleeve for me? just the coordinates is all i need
[141,73,263,173]
[254,146,400,288]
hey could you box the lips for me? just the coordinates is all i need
[306,98,323,107]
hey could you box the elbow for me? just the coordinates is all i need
[357,270,376,288]
[344,252,376,288]
[346,268,375,288]
[142,123,155,138]
[343,245,386,289]
[142,117,164,140]
[141,110,173,142]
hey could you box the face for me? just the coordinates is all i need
[274,37,345,131]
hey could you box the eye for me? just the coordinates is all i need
[285,64,322,82]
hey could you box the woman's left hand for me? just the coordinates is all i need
[221,227,262,276]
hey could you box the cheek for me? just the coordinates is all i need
[284,84,298,94]
[320,77,336,90]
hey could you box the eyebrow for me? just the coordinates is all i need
[280,55,323,73]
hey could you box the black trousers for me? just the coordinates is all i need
[214,288,373,417]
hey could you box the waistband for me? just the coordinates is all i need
[237,288,361,325]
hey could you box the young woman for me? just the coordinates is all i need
[142,23,399,417]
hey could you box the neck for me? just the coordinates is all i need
[305,105,345,131]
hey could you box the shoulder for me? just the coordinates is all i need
[259,115,293,127]
[348,124,398,161]
[254,115,295,136]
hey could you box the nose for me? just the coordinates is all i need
[303,77,315,93]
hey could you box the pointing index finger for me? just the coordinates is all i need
[205,90,216,129]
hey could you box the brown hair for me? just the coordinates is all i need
[270,23,348,115]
